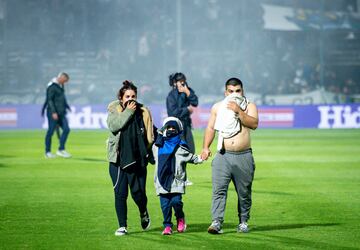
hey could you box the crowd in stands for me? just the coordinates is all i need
[0,0,359,105]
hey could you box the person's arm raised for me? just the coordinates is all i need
[106,101,135,133]
[227,101,258,130]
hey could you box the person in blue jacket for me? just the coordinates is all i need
[166,72,198,155]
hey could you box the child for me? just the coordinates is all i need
[153,117,203,235]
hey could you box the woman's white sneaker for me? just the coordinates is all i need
[115,227,128,236]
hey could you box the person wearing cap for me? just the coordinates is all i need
[153,117,203,235]
[43,72,72,158]
[201,77,258,234]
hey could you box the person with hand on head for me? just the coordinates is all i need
[201,77,258,234]
[166,72,198,154]
[44,72,71,158]
[166,72,198,185]
[106,80,154,236]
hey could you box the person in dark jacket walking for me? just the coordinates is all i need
[44,72,72,158]
[166,73,198,185]
[166,72,198,154]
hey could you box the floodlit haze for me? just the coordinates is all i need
[0,0,359,105]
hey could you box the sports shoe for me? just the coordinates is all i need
[115,227,128,236]
[45,152,56,158]
[56,150,72,158]
[162,226,172,235]
[237,222,249,233]
[140,211,151,230]
[177,218,187,233]
[208,220,223,234]
[185,180,193,186]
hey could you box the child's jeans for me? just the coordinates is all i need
[159,193,184,227]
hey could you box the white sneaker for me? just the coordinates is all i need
[208,220,223,234]
[115,227,128,236]
[56,150,72,158]
[185,180,193,186]
[45,152,56,158]
[237,222,249,233]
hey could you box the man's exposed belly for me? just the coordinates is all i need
[223,128,251,152]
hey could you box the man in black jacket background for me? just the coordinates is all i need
[44,72,72,158]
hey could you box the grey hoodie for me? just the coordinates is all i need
[153,145,202,195]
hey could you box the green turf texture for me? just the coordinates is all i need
[0,129,359,249]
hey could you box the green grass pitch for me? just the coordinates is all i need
[1,129,360,249]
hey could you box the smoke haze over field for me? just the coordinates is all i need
[0,0,359,105]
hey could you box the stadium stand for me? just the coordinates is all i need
[0,0,359,105]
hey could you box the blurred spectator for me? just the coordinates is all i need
[1,0,359,105]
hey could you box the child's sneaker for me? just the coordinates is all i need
[177,218,187,233]
[208,220,223,234]
[237,222,249,233]
[115,227,127,236]
[162,226,172,235]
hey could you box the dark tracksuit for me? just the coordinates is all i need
[44,82,71,153]
[109,162,148,228]
[166,88,198,154]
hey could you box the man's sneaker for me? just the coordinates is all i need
[56,150,72,158]
[208,220,223,234]
[115,227,128,236]
[237,222,249,233]
[162,226,172,235]
[140,211,151,230]
[177,218,187,233]
[45,152,56,158]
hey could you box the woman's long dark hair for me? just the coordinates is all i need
[117,80,137,101]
